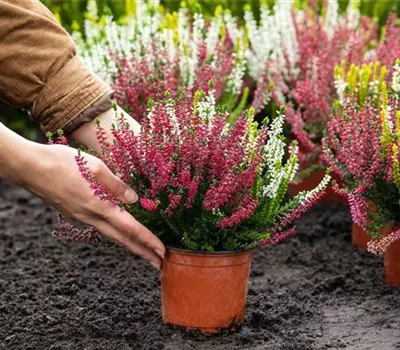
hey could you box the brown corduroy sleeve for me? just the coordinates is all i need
[0,0,112,134]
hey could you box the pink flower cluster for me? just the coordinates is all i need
[254,7,376,166]
[322,100,382,225]
[111,42,180,120]
[52,215,101,245]
[376,14,400,77]
[90,93,267,233]
[111,28,240,121]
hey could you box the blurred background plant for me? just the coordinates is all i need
[2,0,400,139]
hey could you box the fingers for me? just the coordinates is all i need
[103,206,166,260]
[94,219,163,270]
[90,158,138,204]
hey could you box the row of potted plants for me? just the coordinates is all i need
[50,0,400,334]
[73,0,384,195]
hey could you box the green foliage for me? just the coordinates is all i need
[0,102,41,141]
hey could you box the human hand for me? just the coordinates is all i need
[19,142,165,270]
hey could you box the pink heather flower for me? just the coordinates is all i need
[253,6,376,166]
[278,189,327,229]
[260,227,296,248]
[346,189,369,227]
[376,14,400,77]
[75,153,120,207]
[52,215,101,245]
[322,98,383,229]
[139,198,159,212]
[110,26,242,121]
[219,195,259,229]
[111,43,180,120]
[322,99,382,191]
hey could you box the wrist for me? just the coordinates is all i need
[71,106,141,153]
[0,123,39,186]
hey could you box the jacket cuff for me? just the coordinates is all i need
[32,55,112,133]
[62,91,113,135]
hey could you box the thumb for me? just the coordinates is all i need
[90,158,138,204]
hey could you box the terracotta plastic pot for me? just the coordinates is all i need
[161,247,254,333]
[351,223,370,250]
[384,224,400,287]
[288,169,347,206]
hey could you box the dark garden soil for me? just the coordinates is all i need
[1,180,400,350]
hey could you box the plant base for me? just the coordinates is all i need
[351,223,369,250]
[161,248,253,334]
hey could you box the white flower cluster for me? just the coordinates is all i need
[392,60,400,95]
[324,0,339,39]
[334,75,348,105]
[261,110,292,199]
[244,0,298,81]
[296,173,331,205]
[197,90,217,129]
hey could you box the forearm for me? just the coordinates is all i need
[0,122,37,186]
[71,106,141,153]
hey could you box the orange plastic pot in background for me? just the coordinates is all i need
[384,224,400,287]
[352,223,370,250]
[162,248,254,333]
[288,169,347,206]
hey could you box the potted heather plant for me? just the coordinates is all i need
[73,88,329,333]
[245,0,375,204]
[322,60,400,286]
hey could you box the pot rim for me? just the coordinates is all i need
[166,245,255,255]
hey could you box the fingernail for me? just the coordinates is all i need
[124,188,138,203]
[155,248,165,259]
[150,261,161,270]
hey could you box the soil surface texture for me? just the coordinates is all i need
[1,181,400,350]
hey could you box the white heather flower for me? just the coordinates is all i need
[301,173,331,203]
[334,76,348,104]
[386,105,394,132]
[346,0,361,27]
[392,61,400,94]
[165,102,181,138]
[224,13,242,44]
[368,80,380,102]
[227,46,247,94]
[324,0,339,39]
[262,170,285,198]
[262,112,286,171]
[287,143,300,183]
[245,0,297,80]
[186,13,205,87]
[197,90,217,128]
[206,17,222,54]
[86,0,99,21]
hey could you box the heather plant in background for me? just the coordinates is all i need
[375,13,400,76]
[73,90,329,252]
[246,0,376,167]
[322,60,400,255]
[73,0,248,121]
